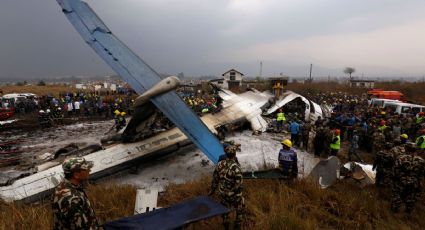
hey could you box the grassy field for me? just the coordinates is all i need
[1,177,424,230]
[0,85,74,97]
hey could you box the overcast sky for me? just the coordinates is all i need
[1,0,425,79]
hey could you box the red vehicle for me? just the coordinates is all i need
[0,107,15,121]
[367,89,405,101]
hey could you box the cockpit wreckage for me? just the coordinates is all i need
[1,0,348,202]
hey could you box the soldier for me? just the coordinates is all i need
[313,125,325,157]
[391,143,425,213]
[52,157,98,230]
[373,142,396,188]
[301,121,311,151]
[372,129,386,154]
[278,139,298,180]
[348,130,362,162]
[210,145,244,230]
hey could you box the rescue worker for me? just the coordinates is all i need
[313,125,325,157]
[301,121,311,151]
[276,109,286,131]
[400,134,409,145]
[378,120,388,133]
[218,142,241,164]
[416,111,424,125]
[391,143,425,213]
[415,129,425,151]
[289,120,300,147]
[38,110,51,128]
[278,139,298,180]
[119,112,127,129]
[372,129,386,154]
[348,129,362,162]
[210,144,244,230]
[329,129,341,156]
[52,157,98,229]
[373,142,395,188]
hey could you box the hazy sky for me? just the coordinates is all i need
[1,0,425,79]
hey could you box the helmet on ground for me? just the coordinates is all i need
[121,112,126,116]
[114,109,120,115]
[39,110,45,113]
[281,139,292,148]
[400,134,408,139]
[379,120,386,126]
[62,157,94,174]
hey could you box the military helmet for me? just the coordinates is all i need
[62,157,94,174]
[224,145,237,154]
[281,139,292,148]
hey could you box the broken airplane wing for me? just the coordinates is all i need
[56,0,223,163]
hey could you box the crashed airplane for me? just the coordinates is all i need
[0,0,332,202]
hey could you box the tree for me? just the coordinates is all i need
[343,67,355,79]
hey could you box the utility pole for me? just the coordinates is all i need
[309,63,313,81]
[259,61,263,78]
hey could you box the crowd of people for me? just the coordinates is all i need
[49,90,425,229]
[272,91,425,215]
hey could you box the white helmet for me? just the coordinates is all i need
[39,110,45,113]
[46,109,51,113]
[58,107,62,111]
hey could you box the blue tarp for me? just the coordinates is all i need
[103,196,229,230]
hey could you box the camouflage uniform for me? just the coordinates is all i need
[373,144,403,187]
[211,158,244,227]
[52,158,98,230]
[301,122,311,150]
[391,153,425,213]
[372,131,385,154]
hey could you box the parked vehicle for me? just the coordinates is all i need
[369,98,401,108]
[383,102,425,114]
[367,89,405,101]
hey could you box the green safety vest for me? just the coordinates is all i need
[416,117,424,124]
[416,135,425,149]
[378,125,387,132]
[277,112,286,121]
[330,135,341,150]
